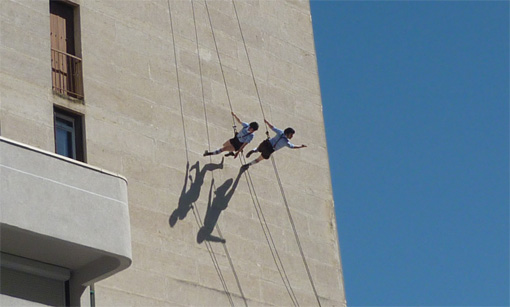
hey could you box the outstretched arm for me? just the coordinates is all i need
[292,144,307,149]
[231,112,242,125]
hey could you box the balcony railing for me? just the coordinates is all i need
[51,48,84,100]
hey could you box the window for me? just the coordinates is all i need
[54,106,85,162]
[50,0,83,99]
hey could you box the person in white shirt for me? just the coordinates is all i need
[242,119,306,169]
[204,112,259,159]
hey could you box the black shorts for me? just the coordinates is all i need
[257,139,275,159]
[229,134,243,151]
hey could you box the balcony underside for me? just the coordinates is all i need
[0,137,132,287]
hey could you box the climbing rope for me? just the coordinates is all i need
[230,0,269,136]
[203,1,299,305]
[165,1,190,162]
[230,1,322,305]
[239,154,299,307]
[271,157,321,306]
[190,204,235,306]
[167,1,234,305]
[191,1,248,305]
[203,0,237,131]
[170,0,321,304]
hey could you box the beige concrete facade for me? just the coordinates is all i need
[1,0,345,305]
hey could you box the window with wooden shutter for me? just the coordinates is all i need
[50,1,83,100]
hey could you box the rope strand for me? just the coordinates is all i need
[203,1,299,304]
[167,1,234,305]
[240,156,300,306]
[191,204,235,306]
[230,1,322,305]
[203,0,237,130]
[271,157,322,306]
[230,0,269,135]
[167,0,189,161]
[192,1,247,305]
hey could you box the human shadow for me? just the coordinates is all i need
[169,158,224,227]
[197,168,245,244]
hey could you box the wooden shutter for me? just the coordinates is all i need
[50,12,68,94]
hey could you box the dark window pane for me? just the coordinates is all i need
[55,114,76,159]
[54,107,84,162]
[55,127,74,159]
[56,117,73,130]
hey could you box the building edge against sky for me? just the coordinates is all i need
[0,0,346,306]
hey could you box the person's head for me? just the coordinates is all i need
[248,122,259,132]
[284,127,295,139]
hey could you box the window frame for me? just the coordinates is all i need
[53,106,86,162]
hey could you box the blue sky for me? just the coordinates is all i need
[310,1,509,306]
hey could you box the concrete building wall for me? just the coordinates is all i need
[1,0,345,305]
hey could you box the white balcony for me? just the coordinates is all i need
[0,137,131,305]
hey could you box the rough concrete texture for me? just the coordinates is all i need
[0,0,346,305]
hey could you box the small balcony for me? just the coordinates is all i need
[51,48,84,100]
[0,137,131,304]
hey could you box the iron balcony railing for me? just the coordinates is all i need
[51,48,84,100]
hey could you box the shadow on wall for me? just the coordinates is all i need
[197,168,245,244]
[169,159,224,228]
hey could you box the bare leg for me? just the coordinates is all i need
[221,140,235,152]
[242,155,265,170]
[204,140,235,156]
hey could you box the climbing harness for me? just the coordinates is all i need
[236,129,253,141]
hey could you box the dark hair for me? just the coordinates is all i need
[249,122,259,131]
[284,127,295,136]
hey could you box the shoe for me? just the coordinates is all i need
[224,152,235,157]
[246,150,255,158]
[203,150,212,156]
